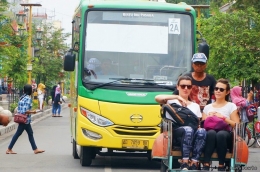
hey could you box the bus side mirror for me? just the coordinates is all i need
[64,50,76,71]
[198,41,209,59]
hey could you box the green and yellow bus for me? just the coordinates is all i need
[64,0,208,166]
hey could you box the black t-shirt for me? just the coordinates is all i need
[174,73,216,110]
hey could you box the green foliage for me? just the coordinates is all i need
[166,0,211,18]
[199,7,260,83]
[48,96,52,102]
[32,100,38,110]
[10,102,18,113]
[233,0,260,13]
[32,23,70,88]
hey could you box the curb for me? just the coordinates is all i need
[0,104,68,136]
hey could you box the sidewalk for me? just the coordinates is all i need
[0,103,67,136]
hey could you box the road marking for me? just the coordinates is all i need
[104,167,112,172]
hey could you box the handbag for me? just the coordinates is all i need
[14,113,27,124]
[161,103,199,131]
[246,103,257,122]
[204,116,231,132]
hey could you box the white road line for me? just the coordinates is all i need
[104,167,112,172]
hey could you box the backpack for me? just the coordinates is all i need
[160,103,199,131]
[246,104,257,122]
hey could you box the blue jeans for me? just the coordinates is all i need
[53,104,61,115]
[8,123,37,150]
[52,103,55,114]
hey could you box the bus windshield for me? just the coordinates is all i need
[83,11,193,86]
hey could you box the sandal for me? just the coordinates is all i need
[202,163,210,171]
[6,150,17,154]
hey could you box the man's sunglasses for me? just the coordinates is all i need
[214,87,226,92]
[179,85,192,89]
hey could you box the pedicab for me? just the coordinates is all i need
[152,118,249,172]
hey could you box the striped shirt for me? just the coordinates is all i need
[17,95,32,124]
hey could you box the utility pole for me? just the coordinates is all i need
[20,3,42,84]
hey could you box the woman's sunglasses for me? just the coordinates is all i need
[214,87,226,92]
[179,85,192,89]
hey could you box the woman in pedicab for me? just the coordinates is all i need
[155,76,206,170]
[202,79,240,171]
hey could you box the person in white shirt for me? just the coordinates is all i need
[37,83,46,112]
[202,78,239,171]
[155,75,206,170]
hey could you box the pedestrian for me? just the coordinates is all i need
[230,86,253,123]
[53,86,62,117]
[6,84,45,154]
[37,83,46,112]
[51,85,57,117]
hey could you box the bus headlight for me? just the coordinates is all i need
[80,107,114,127]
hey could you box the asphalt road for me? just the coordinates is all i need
[0,107,160,172]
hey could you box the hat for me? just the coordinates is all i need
[191,53,207,63]
[87,58,101,70]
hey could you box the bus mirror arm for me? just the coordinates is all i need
[73,42,79,52]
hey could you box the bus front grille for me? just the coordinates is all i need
[112,125,158,136]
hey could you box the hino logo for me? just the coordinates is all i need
[130,114,143,123]
[126,92,147,97]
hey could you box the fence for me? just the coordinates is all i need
[1,88,52,112]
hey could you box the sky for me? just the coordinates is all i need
[30,0,79,43]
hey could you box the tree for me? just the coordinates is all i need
[233,0,260,13]
[199,7,260,83]
[32,23,70,88]
[0,3,28,89]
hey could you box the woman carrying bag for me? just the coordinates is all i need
[6,84,45,154]
[155,76,206,170]
[202,79,240,171]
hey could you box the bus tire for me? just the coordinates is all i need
[147,150,152,161]
[80,146,93,166]
[72,139,79,159]
[91,149,96,159]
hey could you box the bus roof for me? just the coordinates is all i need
[75,0,195,14]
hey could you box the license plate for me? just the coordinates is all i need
[122,139,149,149]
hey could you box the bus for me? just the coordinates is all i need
[64,0,209,166]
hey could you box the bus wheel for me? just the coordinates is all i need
[91,148,96,159]
[72,139,79,159]
[147,150,152,161]
[80,146,93,166]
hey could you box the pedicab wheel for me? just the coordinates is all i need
[255,133,260,147]
[160,160,168,172]
[235,165,242,172]
[243,132,251,146]
[247,137,255,147]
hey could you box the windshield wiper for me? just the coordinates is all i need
[89,78,154,90]
[88,78,175,91]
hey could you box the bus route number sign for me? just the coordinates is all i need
[122,139,149,149]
